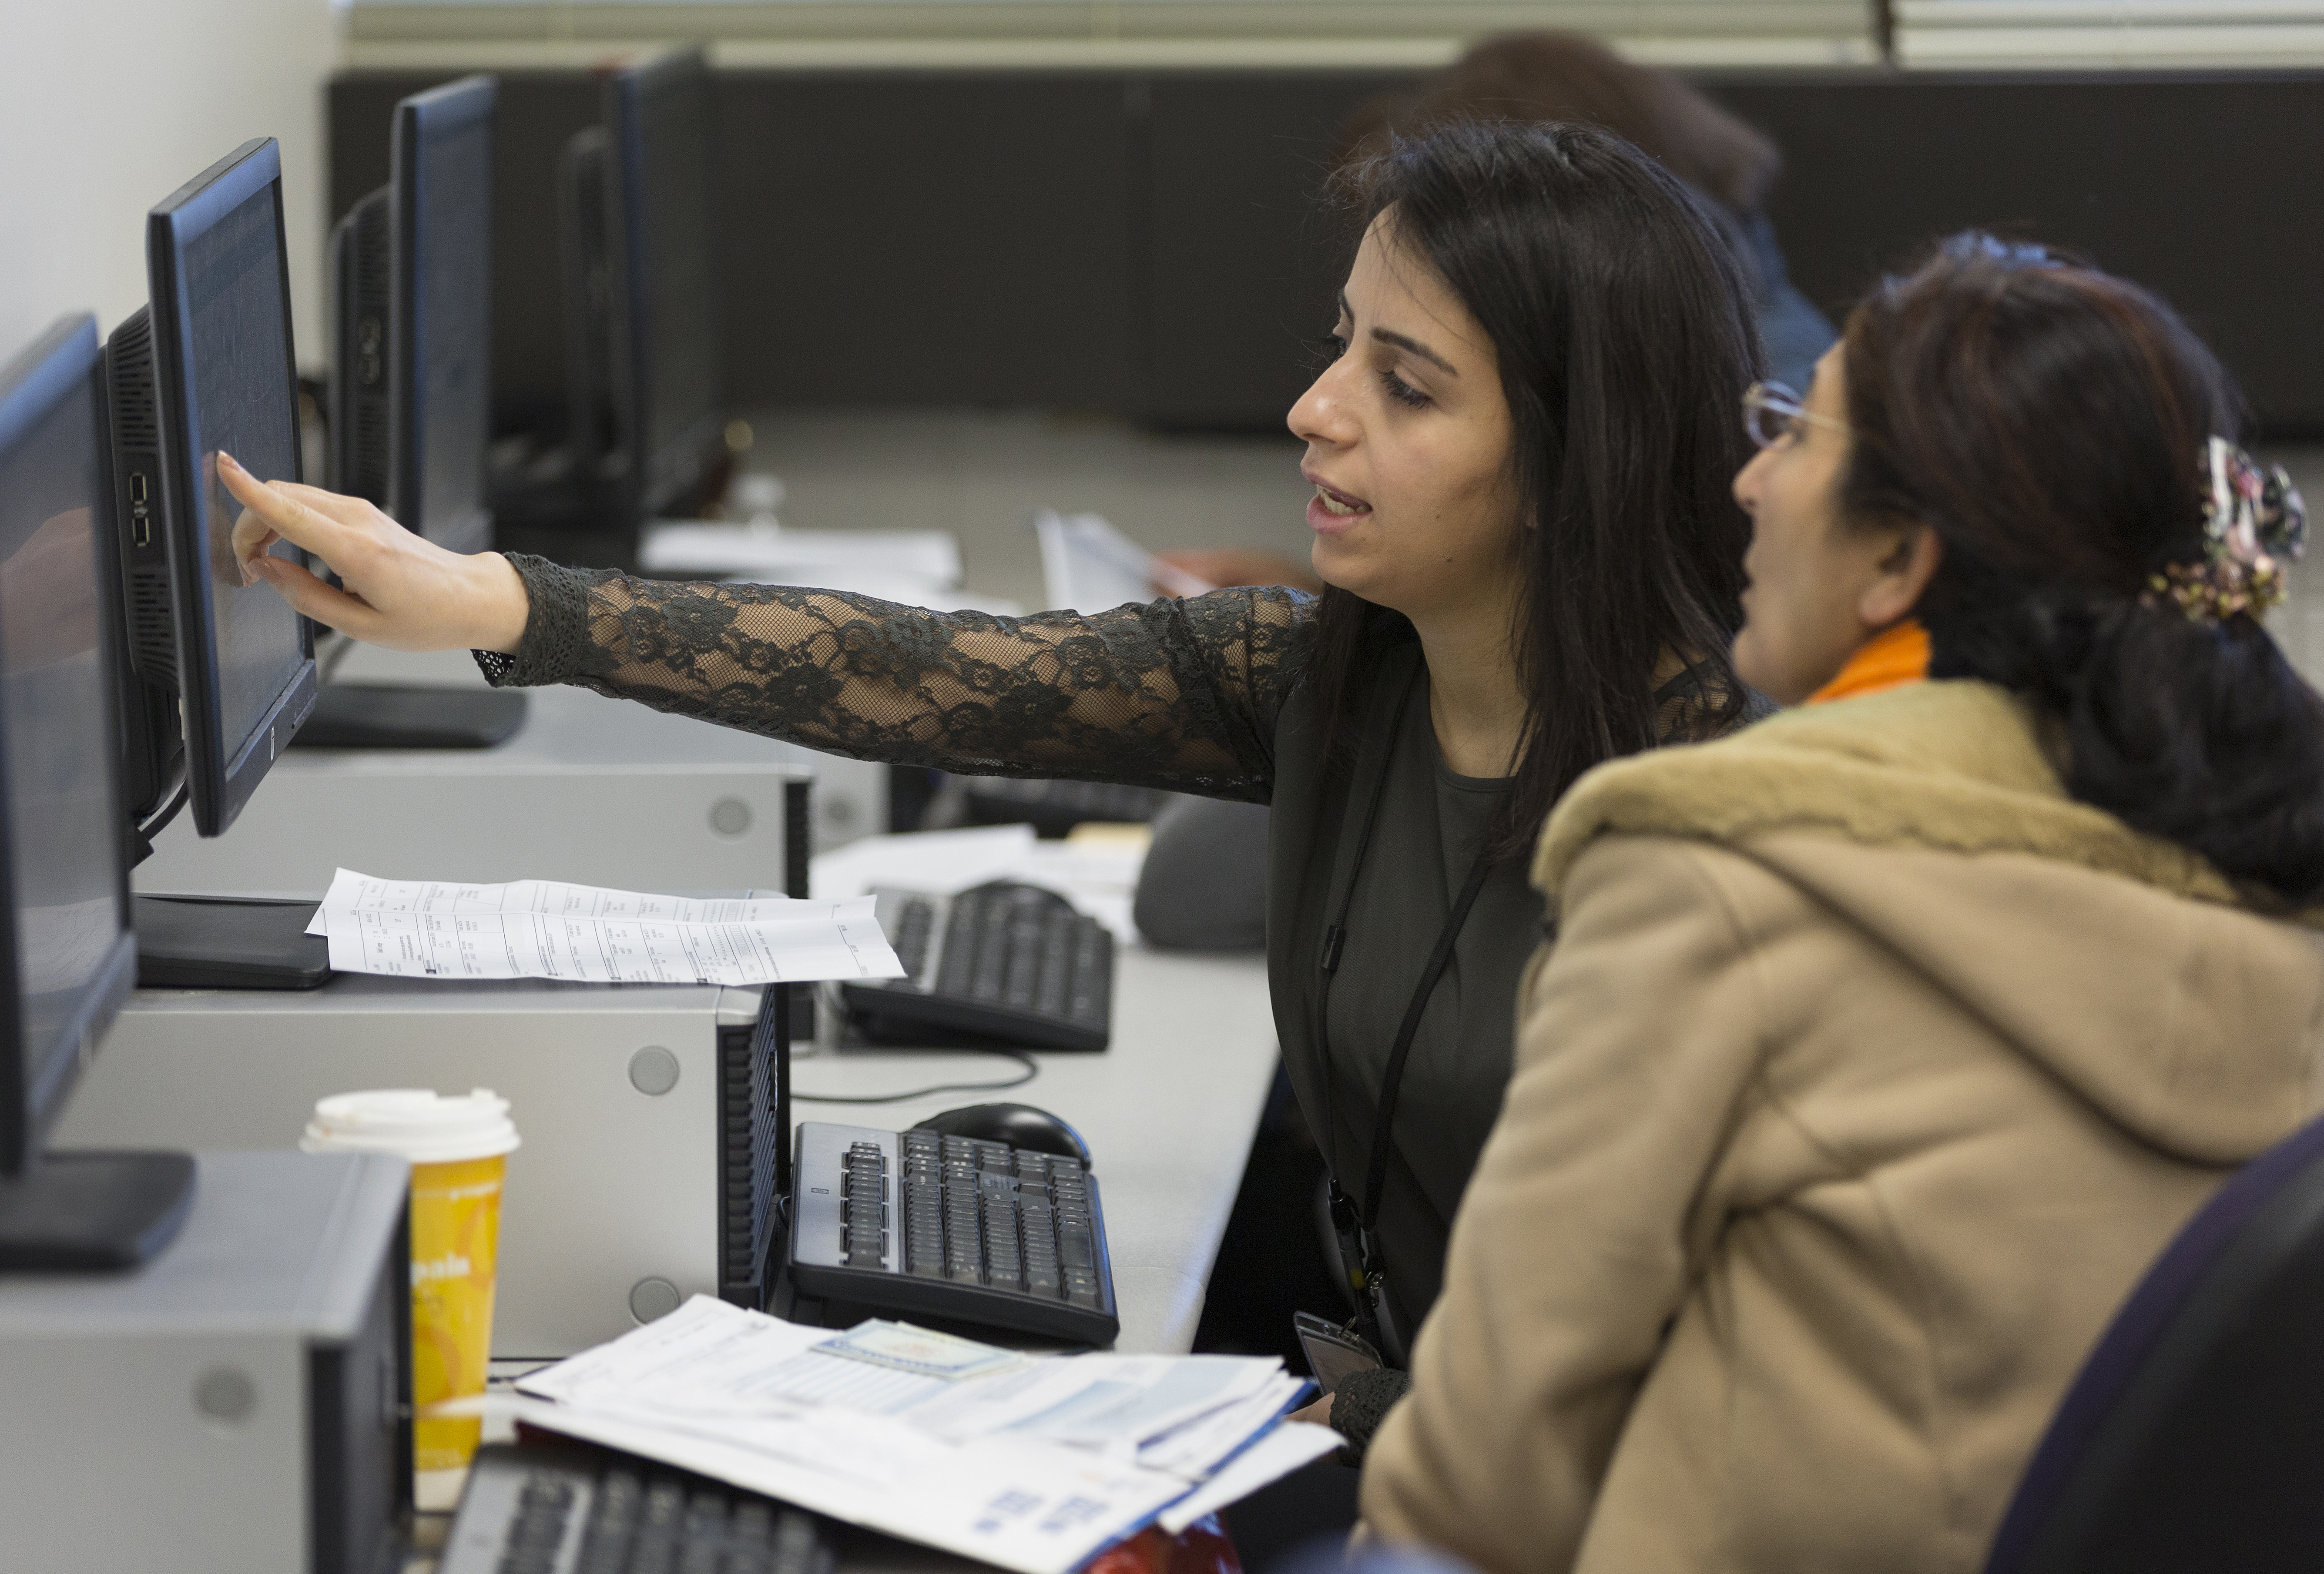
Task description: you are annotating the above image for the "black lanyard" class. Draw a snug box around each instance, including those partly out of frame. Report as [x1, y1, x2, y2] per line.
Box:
[1315, 664, 1500, 1357]
[1310, 660, 1713, 1356]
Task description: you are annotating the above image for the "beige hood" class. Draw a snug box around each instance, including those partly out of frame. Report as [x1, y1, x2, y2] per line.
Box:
[1534, 680, 2324, 1165]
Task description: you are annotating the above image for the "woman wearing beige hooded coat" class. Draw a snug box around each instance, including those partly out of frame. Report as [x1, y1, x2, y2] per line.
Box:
[1359, 236, 2324, 1574]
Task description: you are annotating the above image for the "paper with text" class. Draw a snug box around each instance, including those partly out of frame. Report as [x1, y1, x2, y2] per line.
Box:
[511, 1297, 1329, 1574]
[305, 869, 904, 985]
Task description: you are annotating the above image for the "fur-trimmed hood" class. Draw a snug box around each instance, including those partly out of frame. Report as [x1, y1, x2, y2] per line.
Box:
[1534, 680, 2262, 911]
[1530, 680, 2324, 1165]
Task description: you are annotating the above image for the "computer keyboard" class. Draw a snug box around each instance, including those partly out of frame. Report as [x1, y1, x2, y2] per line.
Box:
[837, 881, 1112, 1052]
[955, 774, 1164, 837]
[782, 1119, 1120, 1345]
[439, 1441, 835, 1574]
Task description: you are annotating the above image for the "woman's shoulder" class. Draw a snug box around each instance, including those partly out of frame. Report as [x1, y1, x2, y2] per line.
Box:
[1532, 679, 2253, 914]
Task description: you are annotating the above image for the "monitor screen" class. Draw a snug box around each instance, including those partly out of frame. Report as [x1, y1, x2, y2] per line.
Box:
[181, 183, 305, 750]
[0, 317, 137, 1172]
[149, 139, 316, 836]
[614, 52, 720, 511]
[400, 77, 494, 546]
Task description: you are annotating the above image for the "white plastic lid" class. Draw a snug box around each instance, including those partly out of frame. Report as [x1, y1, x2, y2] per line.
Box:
[300, 1088, 520, 1165]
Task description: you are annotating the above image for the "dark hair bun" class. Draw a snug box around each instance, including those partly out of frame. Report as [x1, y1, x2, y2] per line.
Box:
[1848, 234, 2324, 904]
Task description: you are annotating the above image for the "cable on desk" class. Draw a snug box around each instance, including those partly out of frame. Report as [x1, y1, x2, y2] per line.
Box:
[791, 1048, 1038, 1105]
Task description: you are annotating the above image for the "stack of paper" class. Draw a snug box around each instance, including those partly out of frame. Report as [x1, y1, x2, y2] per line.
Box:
[637, 520, 1027, 615]
[305, 868, 905, 986]
[506, 1297, 1341, 1574]
[1033, 509, 1214, 616]
[641, 520, 965, 586]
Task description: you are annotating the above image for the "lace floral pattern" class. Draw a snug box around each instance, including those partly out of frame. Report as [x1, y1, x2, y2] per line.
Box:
[486, 557, 1316, 800]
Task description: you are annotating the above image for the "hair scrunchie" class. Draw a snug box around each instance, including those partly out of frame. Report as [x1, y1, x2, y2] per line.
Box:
[2144, 438, 2307, 623]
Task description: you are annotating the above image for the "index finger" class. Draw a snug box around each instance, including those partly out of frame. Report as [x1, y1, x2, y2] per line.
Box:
[219, 454, 353, 572]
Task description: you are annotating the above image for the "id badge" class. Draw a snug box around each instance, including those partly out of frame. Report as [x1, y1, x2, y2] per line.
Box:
[1294, 1310, 1383, 1396]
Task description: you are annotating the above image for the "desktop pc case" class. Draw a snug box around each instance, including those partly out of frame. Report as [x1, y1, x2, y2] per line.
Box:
[0, 1150, 410, 1574]
[54, 977, 795, 1357]
[329, 189, 394, 509]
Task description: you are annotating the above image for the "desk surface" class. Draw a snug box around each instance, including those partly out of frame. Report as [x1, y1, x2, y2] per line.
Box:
[399, 942, 1278, 1567]
[793, 945, 1276, 1356]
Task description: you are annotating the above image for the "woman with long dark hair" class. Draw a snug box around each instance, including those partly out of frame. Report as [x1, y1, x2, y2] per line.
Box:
[1359, 235, 2324, 1573]
[219, 121, 1764, 1443]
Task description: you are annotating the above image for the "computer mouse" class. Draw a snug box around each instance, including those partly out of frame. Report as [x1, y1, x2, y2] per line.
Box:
[912, 1102, 1093, 1168]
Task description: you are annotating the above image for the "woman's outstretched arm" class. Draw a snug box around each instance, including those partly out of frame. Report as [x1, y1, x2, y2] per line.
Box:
[489, 557, 1305, 797]
[219, 454, 1308, 798]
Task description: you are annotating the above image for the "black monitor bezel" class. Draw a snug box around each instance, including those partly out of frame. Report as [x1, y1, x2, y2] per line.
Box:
[604, 47, 722, 519]
[145, 137, 319, 839]
[391, 73, 497, 552]
[0, 315, 142, 1176]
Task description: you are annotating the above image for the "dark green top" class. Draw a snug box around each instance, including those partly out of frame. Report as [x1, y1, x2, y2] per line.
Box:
[479, 559, 1733, 1345]
[1270, 642, 1547, 1337]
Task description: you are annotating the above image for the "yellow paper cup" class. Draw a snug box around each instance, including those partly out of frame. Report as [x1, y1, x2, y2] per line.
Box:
[302, 1089, 520, 1480]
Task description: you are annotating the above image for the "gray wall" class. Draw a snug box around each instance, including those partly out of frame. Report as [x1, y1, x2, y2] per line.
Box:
[329, 67, 2324, 436]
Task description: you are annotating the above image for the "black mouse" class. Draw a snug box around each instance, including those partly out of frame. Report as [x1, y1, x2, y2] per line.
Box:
[912, 1102, 1093, 1168]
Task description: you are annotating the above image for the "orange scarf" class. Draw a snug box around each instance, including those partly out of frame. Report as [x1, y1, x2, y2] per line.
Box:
[1806, 619, 1931, 705]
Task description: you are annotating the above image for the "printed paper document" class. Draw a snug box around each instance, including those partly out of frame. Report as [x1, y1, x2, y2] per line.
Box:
[508, 1296, 1339, 1574]
[304, 869, 904, 985]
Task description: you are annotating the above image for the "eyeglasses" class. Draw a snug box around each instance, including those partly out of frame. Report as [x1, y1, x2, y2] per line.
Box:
[1742, 381, 1849, 450]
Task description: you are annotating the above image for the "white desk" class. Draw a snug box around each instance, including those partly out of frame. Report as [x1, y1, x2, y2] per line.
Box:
[792, 945, 1276, 1355]
[58, 944, 1275, 1360]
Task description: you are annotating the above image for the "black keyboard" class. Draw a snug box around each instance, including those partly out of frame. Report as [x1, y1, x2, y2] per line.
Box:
[439, 1442, 835, 1574]
[955, 774, 1164, 838]
[782, 1119, 1119, 1345]
[837, 881, 1112, 1052]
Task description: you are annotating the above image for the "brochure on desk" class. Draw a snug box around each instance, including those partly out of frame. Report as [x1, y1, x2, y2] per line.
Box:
[505, 1296, 1339, 1574]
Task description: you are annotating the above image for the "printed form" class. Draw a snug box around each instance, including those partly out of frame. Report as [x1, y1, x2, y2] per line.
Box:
[505, 1296, 1337, 1574]
[304, 868, 904, 985]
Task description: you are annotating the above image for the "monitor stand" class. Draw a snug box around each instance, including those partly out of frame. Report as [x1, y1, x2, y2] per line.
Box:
[292, 683, 528, 750]
[0, 1149, 196, 1269]
[132, 894, 331, 991]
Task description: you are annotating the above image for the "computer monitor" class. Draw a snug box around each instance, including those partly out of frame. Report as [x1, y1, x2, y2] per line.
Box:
[329, 73, 497, 555]
[611, 49, 722, 518]
[0, 315, 188, 1269]
[106, 137, 317, 841]
[560, 48, 723, 525]
[309, 77, 526, 752]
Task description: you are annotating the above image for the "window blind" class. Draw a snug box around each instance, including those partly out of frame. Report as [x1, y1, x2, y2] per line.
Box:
[1897, 0, 2324, 67]
[342, 0, 1881, 71]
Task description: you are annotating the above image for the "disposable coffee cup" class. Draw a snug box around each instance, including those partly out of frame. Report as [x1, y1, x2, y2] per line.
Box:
[302, 1089, 520, 1485]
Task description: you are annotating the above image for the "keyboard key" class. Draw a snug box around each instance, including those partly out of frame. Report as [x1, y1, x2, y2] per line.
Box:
[969, 911, 1008, 999]
[894, 899, 936, 985]
[1069, 920, 1110, 1022]
[457, 1448, 842, 1574]
[1003, 904, 1045, 1007]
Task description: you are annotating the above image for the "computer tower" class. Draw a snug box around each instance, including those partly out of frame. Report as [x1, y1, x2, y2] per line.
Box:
[52, 976, 793, 1356]
[101, 306, 183, 825]
[0, 1150, 410, 1573]
[328, 188, 393, 508]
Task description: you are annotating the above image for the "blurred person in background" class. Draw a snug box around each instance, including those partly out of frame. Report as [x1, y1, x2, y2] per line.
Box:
[1165, 30, 1834, 597]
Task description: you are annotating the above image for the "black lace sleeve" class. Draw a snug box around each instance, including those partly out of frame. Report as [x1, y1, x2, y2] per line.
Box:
[477, 556, 1315, 801]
